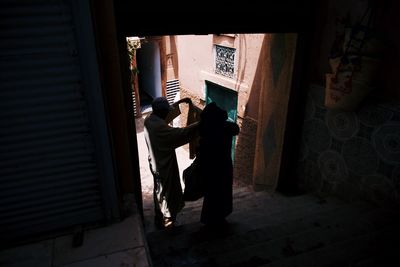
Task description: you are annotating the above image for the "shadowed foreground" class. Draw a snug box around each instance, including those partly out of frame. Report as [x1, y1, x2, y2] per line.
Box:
[144, 186, 400, 267]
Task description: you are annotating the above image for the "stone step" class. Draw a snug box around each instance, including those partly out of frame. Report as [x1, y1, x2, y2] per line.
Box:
[212, 208, 399, 267]
[144, 185, 271, 231]
[145, 186, 400, 267]
[144, 187, 330, 221]
[186, 202, 376, 258]
[146, 199, 384, 263]
[178, 194, 366, 236]
[262, 225, 400, 267]
[146, 190, 363, 236]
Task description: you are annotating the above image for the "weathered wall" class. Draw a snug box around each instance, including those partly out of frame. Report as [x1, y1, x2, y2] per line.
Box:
[176, 34, 265, 120]
[298, 84, 400, 205]
[164, 35, 179, 81]
[252, 34, 298, 191]
[174, 34, 267, 185]
[309, 0, 400, 101]
[297, 0, 400, 206]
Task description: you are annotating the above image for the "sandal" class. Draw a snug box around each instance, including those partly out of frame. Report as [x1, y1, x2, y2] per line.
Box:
[163, 217, 174, 228]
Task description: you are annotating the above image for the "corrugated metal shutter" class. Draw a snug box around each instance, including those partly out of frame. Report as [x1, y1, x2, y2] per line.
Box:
[0, 0, 108, 245]
[166, 79, 180, 104]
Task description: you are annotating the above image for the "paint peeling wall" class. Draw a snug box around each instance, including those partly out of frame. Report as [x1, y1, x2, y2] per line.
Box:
[175, 34, 267, 185]
[175, 34, 265, 119]
[252, 34, 298, 191]
[297, 0, 400, 205]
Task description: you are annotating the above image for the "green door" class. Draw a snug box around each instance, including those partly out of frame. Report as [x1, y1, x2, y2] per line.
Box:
[205, 81, 238, 160]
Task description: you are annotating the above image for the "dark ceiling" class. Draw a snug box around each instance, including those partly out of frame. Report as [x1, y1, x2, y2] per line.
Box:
[113, 0, 317, 37]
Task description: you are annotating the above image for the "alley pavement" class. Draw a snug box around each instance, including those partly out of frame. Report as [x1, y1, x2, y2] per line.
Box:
[0, 209, 151, 267]
[137, 114, 400, 266]
[145, 186, 400, 267]
[3, 115, 399, 267]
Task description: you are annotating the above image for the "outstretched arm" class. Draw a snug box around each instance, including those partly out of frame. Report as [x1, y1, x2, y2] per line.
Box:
[165, 97, 193, 123]
[172, 97, 192, 106]
[159, 121, 200, 149]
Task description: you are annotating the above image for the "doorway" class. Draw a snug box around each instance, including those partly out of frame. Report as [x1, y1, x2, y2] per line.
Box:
[205, 81, 239, 161]
[135, 39, 163, 114]
[129, 34, 301, 233]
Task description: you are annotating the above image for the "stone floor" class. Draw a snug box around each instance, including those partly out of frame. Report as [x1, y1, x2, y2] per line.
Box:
[135, 115, 400, 267]
[0, 116, 156, 267]
[144, 186, 400, 267]
[0, 114, 164, 267]
[0, 212, 151, 267]
[3, 115, 399, 267]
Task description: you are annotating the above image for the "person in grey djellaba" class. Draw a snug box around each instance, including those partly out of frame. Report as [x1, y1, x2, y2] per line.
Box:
[144, 96, 199, 228]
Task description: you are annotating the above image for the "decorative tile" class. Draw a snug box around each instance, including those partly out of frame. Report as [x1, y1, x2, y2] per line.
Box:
[318, 150, 348, 184]
[314, 106, 327, 121]
[357, 123, 373, 140]
[330, 138, 343, 153]
[357, 104, 393, 127]
[342, 137, 379, 176]
[377, 160, 395, 178]
[373, 124, 400, 164]
[302, 119, 331, 153]
[326, 109, 359, 140]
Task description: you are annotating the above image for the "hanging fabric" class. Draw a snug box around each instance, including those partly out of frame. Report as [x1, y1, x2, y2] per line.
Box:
[325, 4, 384, 111]
[187, 103, 202, 159]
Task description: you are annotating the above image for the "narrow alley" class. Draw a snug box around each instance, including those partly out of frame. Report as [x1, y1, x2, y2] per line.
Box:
[135, 116, 400, 267]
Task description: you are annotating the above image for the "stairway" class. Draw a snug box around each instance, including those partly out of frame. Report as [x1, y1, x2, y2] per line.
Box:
[143, 185, 400, 267]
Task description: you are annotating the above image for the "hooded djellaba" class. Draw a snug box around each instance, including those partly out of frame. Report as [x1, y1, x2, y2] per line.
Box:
[197, 102, 240, 226]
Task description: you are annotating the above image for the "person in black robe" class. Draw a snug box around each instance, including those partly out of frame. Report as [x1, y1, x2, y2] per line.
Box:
[197, 102, 240, 226]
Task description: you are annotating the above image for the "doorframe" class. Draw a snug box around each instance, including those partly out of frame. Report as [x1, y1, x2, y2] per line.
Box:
[110, 21, 314, 219]
[133, 36, 167, 113]
[71, 0, 120, 220]
[205, 81, 239, 161]
[277, 32, 313, 194]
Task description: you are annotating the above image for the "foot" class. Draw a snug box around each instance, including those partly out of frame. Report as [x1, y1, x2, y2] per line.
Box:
[163, 217, 174, 228]
[154, 216, 175, 229]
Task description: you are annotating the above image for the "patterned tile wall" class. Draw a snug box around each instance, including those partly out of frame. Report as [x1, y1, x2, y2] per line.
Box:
[297, 84, 400, 205]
